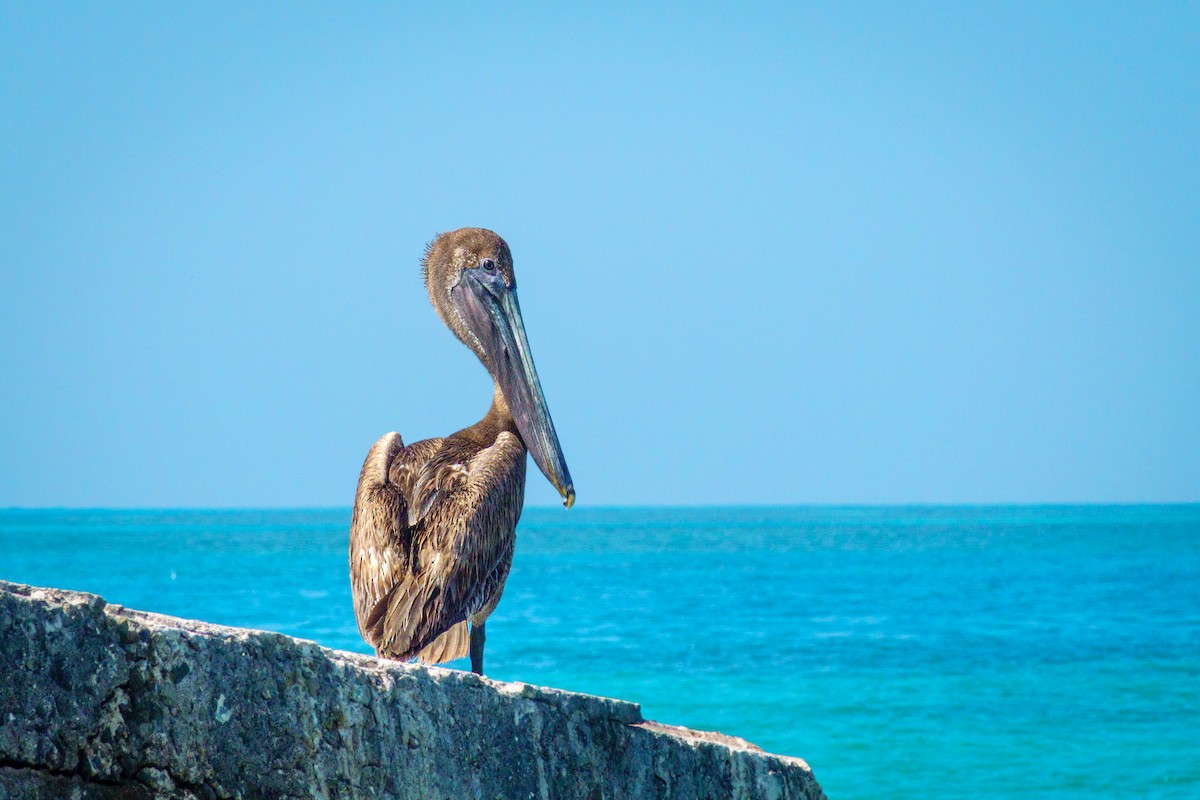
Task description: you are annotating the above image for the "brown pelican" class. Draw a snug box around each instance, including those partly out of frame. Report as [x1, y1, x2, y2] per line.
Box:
[349, 228, 574, 675]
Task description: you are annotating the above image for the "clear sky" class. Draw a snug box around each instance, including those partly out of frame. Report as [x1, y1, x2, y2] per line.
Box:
[1, 3, 1197, 508]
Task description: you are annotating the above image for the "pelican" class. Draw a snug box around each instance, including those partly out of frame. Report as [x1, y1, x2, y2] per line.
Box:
[349, 228, 574, 675]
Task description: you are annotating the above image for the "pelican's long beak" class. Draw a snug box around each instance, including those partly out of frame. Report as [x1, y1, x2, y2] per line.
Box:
[461, 273, 575, 508]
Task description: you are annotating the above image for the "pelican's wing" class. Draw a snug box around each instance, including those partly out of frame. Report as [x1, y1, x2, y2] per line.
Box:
[413, 621, 469, 664]
[349, 431, 414, 650]
[362, 433, 525, 662]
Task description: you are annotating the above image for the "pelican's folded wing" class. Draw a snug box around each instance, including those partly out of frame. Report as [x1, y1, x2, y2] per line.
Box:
[349, 431, 413, 651]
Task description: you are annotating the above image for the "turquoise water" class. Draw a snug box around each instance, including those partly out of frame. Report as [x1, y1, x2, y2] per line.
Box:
[2, 506, 1197, 798]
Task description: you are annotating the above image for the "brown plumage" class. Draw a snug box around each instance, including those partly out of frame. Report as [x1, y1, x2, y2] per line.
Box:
[349, 228, 574, 675]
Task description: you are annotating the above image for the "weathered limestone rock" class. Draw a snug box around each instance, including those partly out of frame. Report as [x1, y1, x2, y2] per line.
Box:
[0, 580, 824, 799]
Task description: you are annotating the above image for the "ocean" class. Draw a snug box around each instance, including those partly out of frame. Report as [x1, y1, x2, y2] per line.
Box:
[2, 505, 1197, 798]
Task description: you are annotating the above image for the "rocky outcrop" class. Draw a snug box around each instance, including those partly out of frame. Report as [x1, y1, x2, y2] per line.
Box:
[0, 580, 824, 799]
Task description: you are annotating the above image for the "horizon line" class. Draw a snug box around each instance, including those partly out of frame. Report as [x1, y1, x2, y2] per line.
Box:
[3, 501, 1198, 513]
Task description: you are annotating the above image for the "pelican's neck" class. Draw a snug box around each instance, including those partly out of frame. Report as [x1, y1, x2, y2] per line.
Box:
[451, 382, 521, 448]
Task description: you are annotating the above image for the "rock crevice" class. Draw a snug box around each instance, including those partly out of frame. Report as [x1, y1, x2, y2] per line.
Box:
[0, 580, 824, 799]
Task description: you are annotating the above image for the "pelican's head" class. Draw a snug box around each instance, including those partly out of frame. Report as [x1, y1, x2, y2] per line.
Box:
[422, 228, 575, 509]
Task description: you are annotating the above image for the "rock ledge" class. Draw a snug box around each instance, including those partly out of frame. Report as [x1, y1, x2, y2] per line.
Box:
[0, 580, 824, 799]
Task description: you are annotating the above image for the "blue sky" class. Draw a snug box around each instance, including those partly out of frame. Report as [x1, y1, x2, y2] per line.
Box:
[2, 3, 1197, 507]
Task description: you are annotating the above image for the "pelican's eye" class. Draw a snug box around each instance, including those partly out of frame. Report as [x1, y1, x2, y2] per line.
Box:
[481, 258, 496, 273]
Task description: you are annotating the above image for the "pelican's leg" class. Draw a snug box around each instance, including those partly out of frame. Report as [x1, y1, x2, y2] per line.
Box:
[469, 622, 486, 675]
